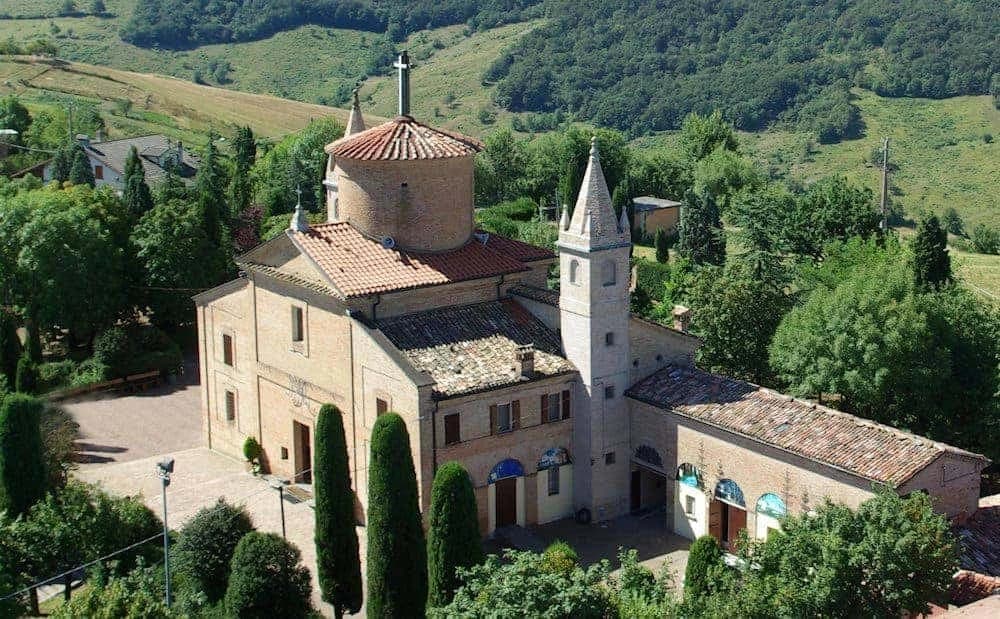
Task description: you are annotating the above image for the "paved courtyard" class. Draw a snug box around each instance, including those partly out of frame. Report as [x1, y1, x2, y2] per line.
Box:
[63, 368, 690, 615]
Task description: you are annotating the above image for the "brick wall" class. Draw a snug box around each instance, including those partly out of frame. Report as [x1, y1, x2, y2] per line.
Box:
[898, 453, 984, 520]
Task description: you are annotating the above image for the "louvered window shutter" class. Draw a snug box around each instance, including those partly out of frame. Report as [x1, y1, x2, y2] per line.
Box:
[489, 404, 498, 435]
[512, 400, 521, 430]
[540, 394, 549, 423]
[561, 389, 571, 419]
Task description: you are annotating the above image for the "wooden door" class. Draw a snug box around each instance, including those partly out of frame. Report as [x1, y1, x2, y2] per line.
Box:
[495, 477, 517, 527]
[727, 506, 747, 548]
[295, 422, 312, 484]
[630, 471, 641, 512]
[708, 500, 723, 541]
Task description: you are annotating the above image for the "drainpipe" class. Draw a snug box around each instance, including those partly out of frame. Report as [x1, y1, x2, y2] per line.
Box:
[431, 399, 439, 475]
[371, 294, 382, 321]
[347, 310, 359, 504]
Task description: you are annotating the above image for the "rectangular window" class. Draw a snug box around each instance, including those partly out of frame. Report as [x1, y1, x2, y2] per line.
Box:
[280, 446, 289, 460]
[222, 334, 234, 367]
[490, 401, 519, 434]
[605, 452, 616, 465]
[547, 467, 560, 496]
[224, 390, 236, 421]
[605, 332, 614, 346]
[604, 385, 615, 399]
[561, 389, 571, 419]
[444, 413, 460, 445]
[685, 495, 695, 516]
[497, 403, 512, 432]
[94, 165, 103, 180]
[376, 398, 388, 416]
[291, 306, 304, 342]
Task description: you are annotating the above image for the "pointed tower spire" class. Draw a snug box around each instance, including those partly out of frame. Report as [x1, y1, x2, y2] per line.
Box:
[559, 136, 628, 250]
[559, 203, 570, 231]
[290, 185, 310, 232]
[619, 202, 631, 238]
[345, 87, 366, 136]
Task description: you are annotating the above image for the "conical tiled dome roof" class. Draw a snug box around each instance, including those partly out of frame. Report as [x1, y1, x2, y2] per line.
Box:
[325, 116, 483, 161]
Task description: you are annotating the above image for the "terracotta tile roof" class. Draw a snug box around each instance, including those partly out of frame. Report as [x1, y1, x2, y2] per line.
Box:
[509, 284, 560, 306]
[285, 223, 552, 299]
[626, 365, 988, 486]
[951, 571, 1000, 607]
[325, 116, 483, 161]
[957, 504, 1000, 577]
[377, 300, 576, 399]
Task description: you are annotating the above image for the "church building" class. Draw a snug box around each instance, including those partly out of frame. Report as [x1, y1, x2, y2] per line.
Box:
[194, 54, 988, 543]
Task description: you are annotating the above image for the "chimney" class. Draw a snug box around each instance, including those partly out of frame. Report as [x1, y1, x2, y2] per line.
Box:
[515, 344, 535, 379]
[393, 51, 411, 116]
[672, 305, 691, 332]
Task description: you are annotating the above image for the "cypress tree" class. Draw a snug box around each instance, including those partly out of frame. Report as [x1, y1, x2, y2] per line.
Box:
[684, 535, 722, 602]
[0, 393, 47, 517]
[426, 462, 483, 609]
[229, 126, 256, 215]
[654, 227, 670, 263]
[367, 413, 427, 618]
[51, 145, 74, 182]
[0, 313, 21, 387]
[913, 214, 951, 291]
[314, 404, 362, 618]
[122, 146, 154, 221]
[68, 144, 95, 187]
[678, 189, 725, 266]
[15, 353, 37, 394]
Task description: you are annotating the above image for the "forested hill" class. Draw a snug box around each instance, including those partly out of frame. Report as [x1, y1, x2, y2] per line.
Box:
[489, 0, 999, 137]
[120, 0, 543, 48]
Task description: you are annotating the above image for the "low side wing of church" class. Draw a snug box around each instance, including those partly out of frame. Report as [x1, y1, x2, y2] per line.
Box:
[194, 55, 988, 544]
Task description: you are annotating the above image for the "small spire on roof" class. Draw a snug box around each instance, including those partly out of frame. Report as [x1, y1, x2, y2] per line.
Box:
[559, 135, 627, 248]
[345, 86, 366, 136]
[289, 185, 309, 232]
[559, 203, 569, 231]
[619, 203, 630, 237]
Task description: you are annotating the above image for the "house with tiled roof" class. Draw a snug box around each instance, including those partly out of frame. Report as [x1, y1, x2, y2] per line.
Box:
[42, 133, 199, 192]
[193, 53, 987, 539]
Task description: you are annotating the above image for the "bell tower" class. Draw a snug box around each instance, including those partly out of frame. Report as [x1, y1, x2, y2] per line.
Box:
[558, 137, 632, 520]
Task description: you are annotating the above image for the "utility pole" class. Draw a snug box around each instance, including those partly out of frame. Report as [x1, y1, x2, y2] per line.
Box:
[879, 137, 890, 232]
[270, 478, 288, 539]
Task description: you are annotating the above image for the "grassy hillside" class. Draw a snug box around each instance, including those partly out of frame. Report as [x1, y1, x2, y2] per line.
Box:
[0, 57, 361, 146]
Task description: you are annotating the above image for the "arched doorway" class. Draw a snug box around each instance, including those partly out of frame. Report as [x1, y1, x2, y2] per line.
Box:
[710, 479, 746, 551]
[488, 458, 524, 531]
[673, 463, 706, 539]
[754, 493, 786, 540]
[630, 445, 667, 513]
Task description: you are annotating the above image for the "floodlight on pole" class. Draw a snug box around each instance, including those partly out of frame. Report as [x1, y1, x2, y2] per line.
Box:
[269, 478, 288, 539]
[156, 457, 175, 608]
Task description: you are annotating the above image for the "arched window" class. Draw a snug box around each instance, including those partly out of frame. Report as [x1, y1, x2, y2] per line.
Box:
[488, 458, 524, 484]
[602, 260, 616, 286]
[676, 463, 703, 489]
[569, 259, 580, 285]
[755, 493, 787, 519]
[714, 479, 746, 507]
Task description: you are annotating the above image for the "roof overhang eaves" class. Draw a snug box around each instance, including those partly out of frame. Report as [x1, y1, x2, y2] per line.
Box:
[432, 369, 579, 401]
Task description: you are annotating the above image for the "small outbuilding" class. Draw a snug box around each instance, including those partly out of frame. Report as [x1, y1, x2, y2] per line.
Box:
[632, 196, 682, 239]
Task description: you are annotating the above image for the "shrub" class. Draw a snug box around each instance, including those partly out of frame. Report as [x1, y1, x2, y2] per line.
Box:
[541, 540, 579, 575]
[684, 535, 723, 602]
[242, 436, 262, 464]
[224, 532, 312, 618]
[475, 209, 519, 238]
[38, 360, 77, 391]
[491, 197, 538, 221]
[427, 462, 483, 608]
[39, 404, 79, 490]
[654, 227, 670, 263]
[15, 353, 38, 394]
[0, 313, 21, 386]
[0, 394, 46, 517]
[367, 413, 427, 618]
[314, 404, 362, 617]
[175, 499, 255, 602]
[70, 358, 110, 387]
[942, 207, 964, 237]
[971, 224, 999, 254]
[634, 258, 673, 302]
[93, 327, 133, 377]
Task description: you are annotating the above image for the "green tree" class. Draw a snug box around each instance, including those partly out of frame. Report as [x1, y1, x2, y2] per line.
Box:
[131, 199, 227, 330]
[174, 499, 254, 602]
[692, 146, 761, 214]
[683, 535, 723, 603]
[426, 462, 483, 608]
[679, 110, 738, 161]
[122, 146, 154, 221]
[90, 0, 106, 15]
[50, 145, 74, 183]
[677, 189, 725, 266]
[912, 214, 951, 291]
[69, 144, 96, 187]
[367, 413, 427, 618]
[432, 549, 611, 618]
[783, 176, 880, 260]
[688, 265, 792, 384]
[653, 228, 669, 263]
[195, 137, 231, 253]
[224, 532, 313, 619]
[474, 127, 526, 206]
[53, 564, 169, 619]
[0, 394, 46, 517]
[314, 404, 362, 618]
[229, 126, 256, 215]
[0, 96, 31, 145]
[251, 118, 343, 215]
[942, 207, 964, 236]
[971, 223, 1000, 254]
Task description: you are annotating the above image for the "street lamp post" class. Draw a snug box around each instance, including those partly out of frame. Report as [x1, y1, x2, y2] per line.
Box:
[156, 457, 175, 608]
[270, 478, 287, 539]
